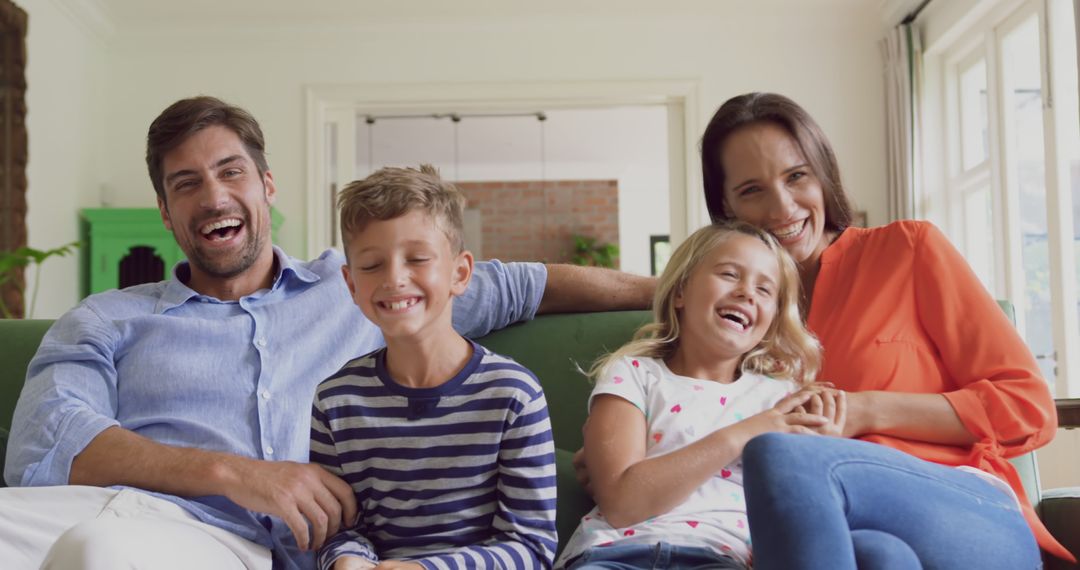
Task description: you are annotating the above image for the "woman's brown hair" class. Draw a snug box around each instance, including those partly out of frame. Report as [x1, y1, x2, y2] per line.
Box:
[700, 92, 853, 231]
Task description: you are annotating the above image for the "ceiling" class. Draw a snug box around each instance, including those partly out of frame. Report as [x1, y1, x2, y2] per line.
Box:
[73, 0, 886, 36]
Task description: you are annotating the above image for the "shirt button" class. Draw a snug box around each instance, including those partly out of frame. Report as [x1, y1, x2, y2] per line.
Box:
[261, 390, 271, 400]
[265, 446, 274, 456]
[256, 338, 267, 348]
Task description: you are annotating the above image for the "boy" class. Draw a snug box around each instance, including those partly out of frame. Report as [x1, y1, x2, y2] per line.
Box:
[310, 165, 557, 570]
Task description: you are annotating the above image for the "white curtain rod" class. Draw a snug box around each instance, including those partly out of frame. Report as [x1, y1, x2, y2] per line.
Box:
[362, 112, 547, 125]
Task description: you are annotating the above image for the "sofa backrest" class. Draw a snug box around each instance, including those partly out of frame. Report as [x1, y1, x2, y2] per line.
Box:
[476, 311, 652, 452]
[0, 313, 651, 487]
[0, 309, 1044, 509]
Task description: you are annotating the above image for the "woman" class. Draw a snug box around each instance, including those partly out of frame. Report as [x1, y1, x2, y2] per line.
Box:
[700, 92, 1071, 568]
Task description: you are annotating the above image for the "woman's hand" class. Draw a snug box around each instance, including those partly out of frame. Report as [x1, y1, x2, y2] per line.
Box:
[833, 390, 977, 444]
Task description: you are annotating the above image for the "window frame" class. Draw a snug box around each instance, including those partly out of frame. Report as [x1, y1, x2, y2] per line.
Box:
[922, 0, 1080, 397]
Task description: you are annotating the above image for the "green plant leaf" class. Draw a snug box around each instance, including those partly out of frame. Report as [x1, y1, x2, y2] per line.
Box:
[0, 241, 80, 318]
[568, 234, 618, 268]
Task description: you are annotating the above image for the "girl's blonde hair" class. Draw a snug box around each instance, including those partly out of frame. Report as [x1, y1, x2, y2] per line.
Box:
[591, 220, 821, 384]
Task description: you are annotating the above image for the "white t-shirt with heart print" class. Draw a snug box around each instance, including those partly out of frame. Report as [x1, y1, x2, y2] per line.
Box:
[555, 355, 798, 569]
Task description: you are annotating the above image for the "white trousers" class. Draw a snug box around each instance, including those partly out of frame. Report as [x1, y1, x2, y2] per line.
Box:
[0, 486, 272, 570]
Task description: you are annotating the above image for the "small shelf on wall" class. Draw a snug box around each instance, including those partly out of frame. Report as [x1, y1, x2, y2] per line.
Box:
[79, 208, 284, 297]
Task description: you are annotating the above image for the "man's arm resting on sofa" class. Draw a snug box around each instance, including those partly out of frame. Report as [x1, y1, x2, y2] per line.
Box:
[538, 264, 656, 314]
[71, 426, 357, 551]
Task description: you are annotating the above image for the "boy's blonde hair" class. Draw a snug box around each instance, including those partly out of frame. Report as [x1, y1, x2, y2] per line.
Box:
[591, 220, 821, 384]
[338, 164, 466, 253]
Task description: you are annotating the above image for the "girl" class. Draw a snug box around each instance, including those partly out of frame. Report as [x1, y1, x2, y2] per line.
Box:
[556, 220, 839, 570]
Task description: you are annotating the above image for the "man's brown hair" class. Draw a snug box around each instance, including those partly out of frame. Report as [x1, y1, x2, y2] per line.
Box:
[146, 96, 270, 202]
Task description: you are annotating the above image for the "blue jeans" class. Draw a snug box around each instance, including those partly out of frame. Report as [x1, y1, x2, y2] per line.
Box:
[565, 542, 743, 569]
[742, 433, 1041, 570]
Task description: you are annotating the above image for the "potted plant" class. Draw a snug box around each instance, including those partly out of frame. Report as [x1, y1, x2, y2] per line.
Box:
[0, 241, 79, 318]
[571, 235, 619, 269]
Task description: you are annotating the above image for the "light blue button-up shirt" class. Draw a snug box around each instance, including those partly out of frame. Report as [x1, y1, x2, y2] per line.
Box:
[5, 247, 546, 569]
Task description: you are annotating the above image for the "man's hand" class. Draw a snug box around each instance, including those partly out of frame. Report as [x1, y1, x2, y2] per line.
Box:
[335, 556, 377, 570]
[223, 459, 358, 551]
[66, 427, 357, 551]
[68, 426, 356, 551]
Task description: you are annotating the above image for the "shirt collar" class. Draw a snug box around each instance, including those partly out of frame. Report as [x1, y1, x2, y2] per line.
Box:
[154, 246, 321, 313]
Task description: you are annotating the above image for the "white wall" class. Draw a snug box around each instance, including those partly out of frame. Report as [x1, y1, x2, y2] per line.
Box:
[29, 0, 890, 315]
[22, 0, 106, 318]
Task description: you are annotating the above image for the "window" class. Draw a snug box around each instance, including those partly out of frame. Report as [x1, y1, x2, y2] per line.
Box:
[922, 0, 1080, 397]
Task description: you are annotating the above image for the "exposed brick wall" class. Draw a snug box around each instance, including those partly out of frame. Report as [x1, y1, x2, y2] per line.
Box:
[456, 180, 619, 267]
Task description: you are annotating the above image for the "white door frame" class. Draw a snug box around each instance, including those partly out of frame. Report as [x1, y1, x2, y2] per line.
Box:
[304, 80, 703, 259]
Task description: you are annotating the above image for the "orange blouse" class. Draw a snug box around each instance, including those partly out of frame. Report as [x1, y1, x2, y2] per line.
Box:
[807, 220, 1070, 561]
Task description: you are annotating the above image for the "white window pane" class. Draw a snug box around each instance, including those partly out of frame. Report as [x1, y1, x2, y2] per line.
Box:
[963, 185, 996, 291]
[1051, 0, 1080, 393]
[1002, 13, 1057, 389]
[960, 59, 989, 171]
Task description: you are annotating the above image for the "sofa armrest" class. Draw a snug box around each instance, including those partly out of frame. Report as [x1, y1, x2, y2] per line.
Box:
[1058, 399, 1080, 430]
[1041, 487, 1080, 569]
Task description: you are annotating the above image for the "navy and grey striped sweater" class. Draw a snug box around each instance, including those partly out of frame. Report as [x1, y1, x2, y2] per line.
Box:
[311, 340, 557, 570]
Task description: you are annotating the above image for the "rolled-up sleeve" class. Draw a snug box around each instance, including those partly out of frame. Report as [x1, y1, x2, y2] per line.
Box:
[913, 223, 1057, 457]
[453, 260, 548, 338]
[4, 303, 121, 487]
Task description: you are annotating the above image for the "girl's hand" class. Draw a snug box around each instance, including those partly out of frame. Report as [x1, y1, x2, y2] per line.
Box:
[806, 386, 847, 437]
[735, 389, 830, 439]
[790, 383, 848, 437]
[334, 556, 377, 570]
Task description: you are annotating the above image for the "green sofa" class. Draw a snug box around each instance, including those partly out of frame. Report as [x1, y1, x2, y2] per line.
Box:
[2, 313, 1078, 567]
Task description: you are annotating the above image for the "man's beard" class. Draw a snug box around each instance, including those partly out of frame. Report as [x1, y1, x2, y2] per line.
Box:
[186, 206, 268, 279]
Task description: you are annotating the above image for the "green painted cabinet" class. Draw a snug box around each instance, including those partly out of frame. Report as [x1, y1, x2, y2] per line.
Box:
[80, 208, 283, 296]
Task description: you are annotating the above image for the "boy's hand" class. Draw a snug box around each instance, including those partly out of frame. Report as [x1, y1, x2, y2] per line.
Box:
[335, 556, 377, 570]
[375, 562, 425, 570]
[572, 447, 593, 497]
[572, 416, 596, 497]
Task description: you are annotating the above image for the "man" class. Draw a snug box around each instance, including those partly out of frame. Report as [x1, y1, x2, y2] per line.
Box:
[0, 96, 653, 569]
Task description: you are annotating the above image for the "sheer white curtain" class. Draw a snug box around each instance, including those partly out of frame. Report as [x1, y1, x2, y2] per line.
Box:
[881, 24, 922, 222]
